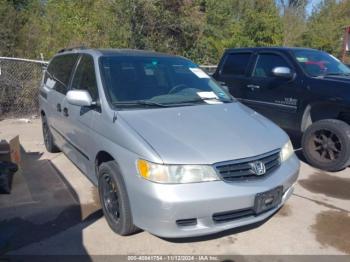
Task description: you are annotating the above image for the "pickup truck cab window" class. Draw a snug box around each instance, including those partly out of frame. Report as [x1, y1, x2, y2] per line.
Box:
[221, 53, 252, 76]
[253, 53, 290, 78]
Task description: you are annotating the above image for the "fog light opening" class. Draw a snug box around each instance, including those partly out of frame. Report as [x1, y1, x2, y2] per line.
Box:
[176, 218, 197, 227]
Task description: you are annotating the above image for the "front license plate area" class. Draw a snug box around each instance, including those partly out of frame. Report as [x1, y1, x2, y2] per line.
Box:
[254, 186, 283, 215]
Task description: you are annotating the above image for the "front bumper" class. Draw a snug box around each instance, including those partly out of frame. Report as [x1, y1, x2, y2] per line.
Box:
[129, 154, 300, 238]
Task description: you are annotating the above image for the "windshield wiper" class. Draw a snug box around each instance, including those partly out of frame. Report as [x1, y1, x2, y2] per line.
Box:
[113, 97, 233, 108]
[170, 97, 233, 105]
[112, 100, 170, 107]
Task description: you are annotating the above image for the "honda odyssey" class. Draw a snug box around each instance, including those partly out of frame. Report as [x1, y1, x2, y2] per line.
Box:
[39, 47, 299, 238]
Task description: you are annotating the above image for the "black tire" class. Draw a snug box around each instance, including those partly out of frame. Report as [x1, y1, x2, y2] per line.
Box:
[42, 116, 60, 153]
[302, 119, 350, 172]
[98, 161, 138, 236]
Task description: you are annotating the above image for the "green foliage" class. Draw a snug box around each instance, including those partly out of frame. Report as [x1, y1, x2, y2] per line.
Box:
[125, 0, 205, 58]
[195, 0, 283, 63]
[16, 0, 132, 58]
[302, 0, 350, 57]
[1, 0, 350, 63]
[241, 0, 283, 47]
[0, 0, 25, 56]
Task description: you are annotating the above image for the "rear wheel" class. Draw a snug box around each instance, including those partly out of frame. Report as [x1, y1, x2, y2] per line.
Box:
[302, 119, 350, 171]
[42, 116, 60, 153]
[98, 161, 138, 235]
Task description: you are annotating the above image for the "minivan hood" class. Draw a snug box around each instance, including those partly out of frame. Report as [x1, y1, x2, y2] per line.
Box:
[118, 103, 288, 165]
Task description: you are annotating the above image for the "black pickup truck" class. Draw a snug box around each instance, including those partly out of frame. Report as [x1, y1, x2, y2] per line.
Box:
[213, 47, 350, 171]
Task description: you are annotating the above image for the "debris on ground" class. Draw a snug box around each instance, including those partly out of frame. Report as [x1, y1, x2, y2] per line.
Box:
[16, 118, 31, 123]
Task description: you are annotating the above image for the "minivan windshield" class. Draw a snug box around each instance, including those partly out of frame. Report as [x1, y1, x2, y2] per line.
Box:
[293, 49, 350, 77]
[100, 55, 233, 108]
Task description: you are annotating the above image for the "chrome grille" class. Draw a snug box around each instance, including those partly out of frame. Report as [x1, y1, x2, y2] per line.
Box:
[214, 149, 281, 182]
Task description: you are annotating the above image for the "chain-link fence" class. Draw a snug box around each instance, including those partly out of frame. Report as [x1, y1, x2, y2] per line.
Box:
[0, 57, 48, 117]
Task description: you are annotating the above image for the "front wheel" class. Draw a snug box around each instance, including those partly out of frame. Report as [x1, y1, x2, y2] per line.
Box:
[302, 119, 350, 172]
[98, 161, 138, 236]
[42, 116, 60, 153]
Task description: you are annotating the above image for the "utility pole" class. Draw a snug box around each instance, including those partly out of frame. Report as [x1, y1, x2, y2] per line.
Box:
[342, 26, 350, 63]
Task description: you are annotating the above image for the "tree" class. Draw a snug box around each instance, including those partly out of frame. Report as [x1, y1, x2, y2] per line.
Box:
[17, 0, 131, 59]
[278, 0, 308, 46]
[124, 0, 205, 59]
[16, 0, 205, 60]
[4, 0, 350, 64]
[241, 0, 283, 47]
[196, 0, 283, 64]
[303, 0, 350, 57]
[0, 0, 25, 56]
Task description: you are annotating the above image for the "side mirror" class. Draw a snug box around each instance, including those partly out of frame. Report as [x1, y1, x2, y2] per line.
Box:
[272, 67, 293, 79]
[66, 90, 93, 107]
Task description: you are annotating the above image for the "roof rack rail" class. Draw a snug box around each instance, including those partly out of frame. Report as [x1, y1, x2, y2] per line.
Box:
[57, 46, 87, 53]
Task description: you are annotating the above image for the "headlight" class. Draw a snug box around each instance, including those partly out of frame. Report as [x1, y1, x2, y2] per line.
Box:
[281, 140, 294, 162]
[137, 160, 219, 184]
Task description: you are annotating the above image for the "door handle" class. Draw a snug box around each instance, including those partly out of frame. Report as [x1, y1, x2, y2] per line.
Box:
[247, 84, 260, 90]
[63, 107, 69, 117]
[56, 103, 62, 112]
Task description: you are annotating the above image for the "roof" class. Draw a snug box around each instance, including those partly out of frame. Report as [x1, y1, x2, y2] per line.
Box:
[56, 47, 181, 58]
[97, 49, 178, 57]
[224, 46, 319, 53]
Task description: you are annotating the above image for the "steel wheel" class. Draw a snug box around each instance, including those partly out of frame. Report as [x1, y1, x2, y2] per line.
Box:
[98, 161, 138, 235]
[101, 174, 120, 223]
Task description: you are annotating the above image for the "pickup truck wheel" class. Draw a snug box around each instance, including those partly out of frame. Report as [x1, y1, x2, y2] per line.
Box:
[98, 161, 138, 236]
[302, 119, 350, 172]
[42, 116, 60, 153]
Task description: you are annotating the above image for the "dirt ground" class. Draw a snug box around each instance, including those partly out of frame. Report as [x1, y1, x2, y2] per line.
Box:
[0, 118, 349, 258]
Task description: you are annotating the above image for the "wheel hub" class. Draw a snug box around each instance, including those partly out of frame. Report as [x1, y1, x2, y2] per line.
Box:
[102, 175, 120, 222]
[312, 129, 341, 162]
[321, 138, 332, 149]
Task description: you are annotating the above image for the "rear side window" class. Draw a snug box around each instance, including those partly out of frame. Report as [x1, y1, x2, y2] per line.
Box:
[71, 55, 98, 100]
[221, 53, 251, 76]
[253, 53, 289, 78]
[46, 54, 79, 94]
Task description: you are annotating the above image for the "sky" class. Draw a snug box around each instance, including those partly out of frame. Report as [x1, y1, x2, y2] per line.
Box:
[306, 0, 322, 15]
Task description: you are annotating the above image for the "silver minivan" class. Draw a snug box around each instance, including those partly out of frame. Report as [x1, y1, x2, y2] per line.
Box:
[39, 48, 300, 238]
